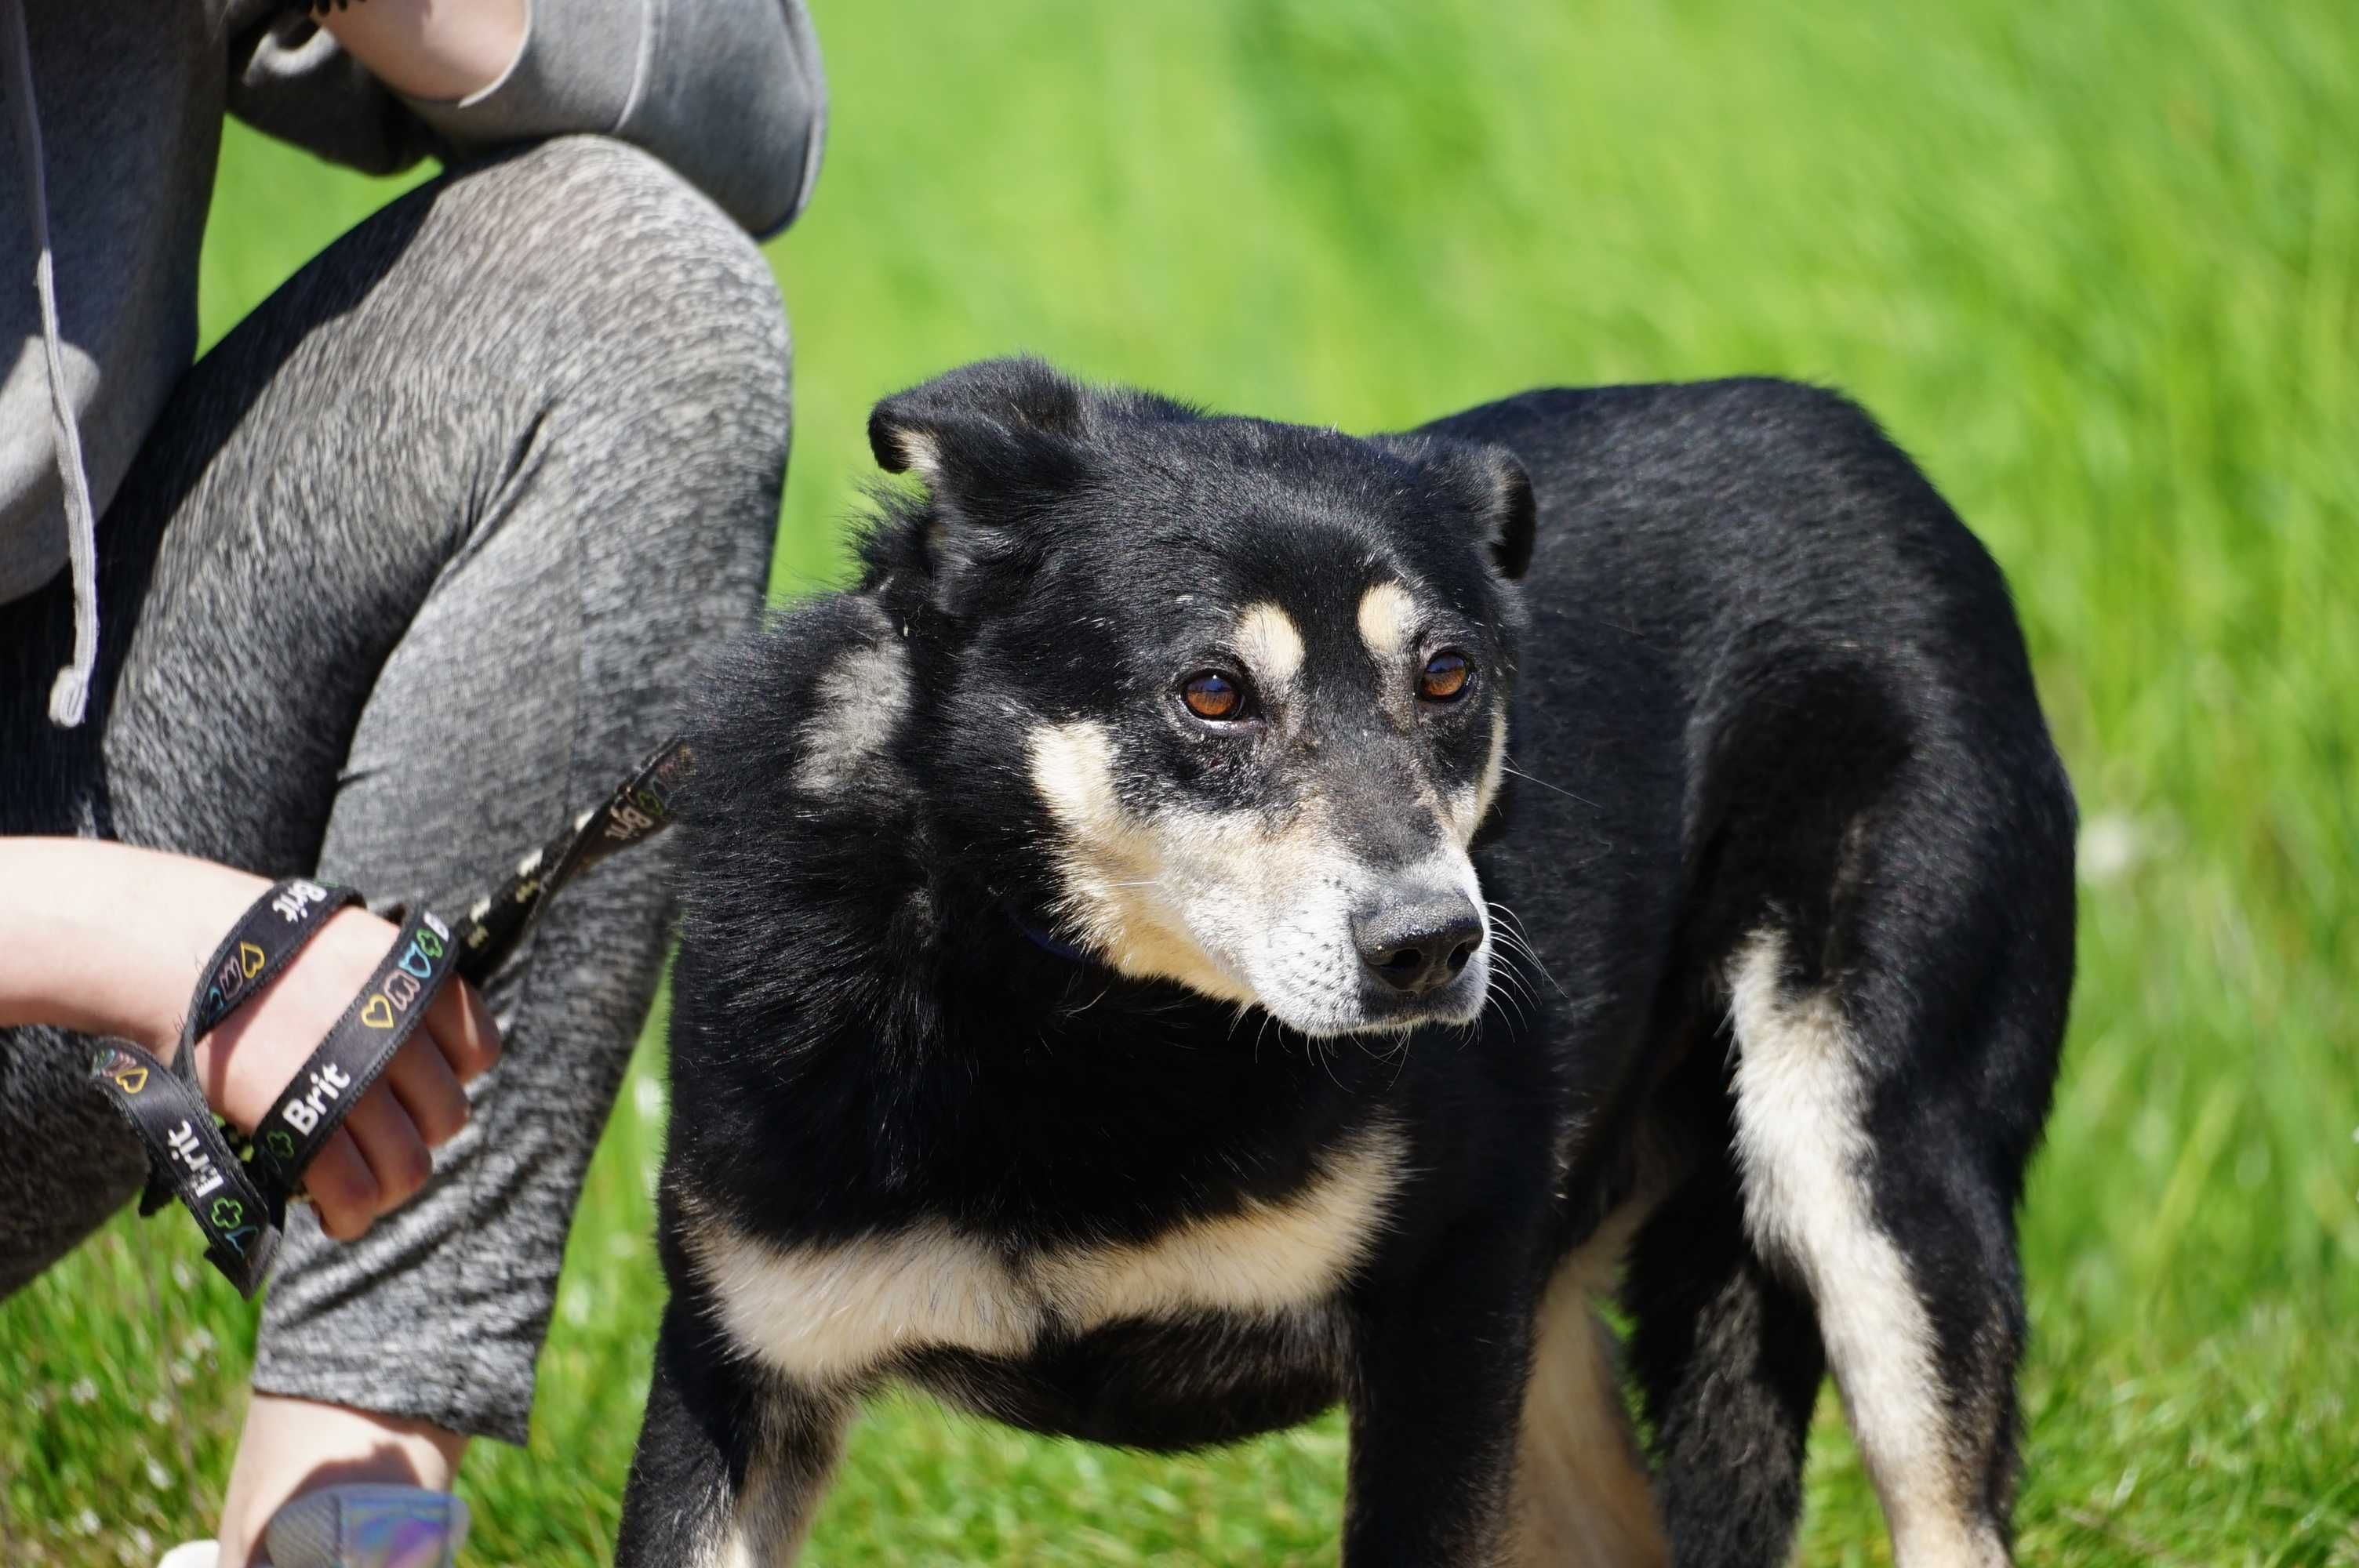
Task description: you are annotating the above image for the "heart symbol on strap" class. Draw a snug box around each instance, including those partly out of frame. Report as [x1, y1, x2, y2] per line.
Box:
[361, 994, 395, 1029]
[240, 941, 265, 978]
[415, 928, 444, 960]
[111, 1065, 148, 1095]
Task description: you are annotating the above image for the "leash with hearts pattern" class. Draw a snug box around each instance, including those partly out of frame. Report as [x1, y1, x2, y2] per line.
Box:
[244, 905, 460, 1196]
[88, 877, 360, 1293]
[85, 737, 692, 1294]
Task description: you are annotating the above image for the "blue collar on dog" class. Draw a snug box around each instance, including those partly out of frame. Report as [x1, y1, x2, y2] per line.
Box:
[1005, 903, 1092, 965]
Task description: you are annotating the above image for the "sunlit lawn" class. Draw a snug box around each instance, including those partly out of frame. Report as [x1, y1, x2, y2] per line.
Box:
[5, 2, 2355, 1562]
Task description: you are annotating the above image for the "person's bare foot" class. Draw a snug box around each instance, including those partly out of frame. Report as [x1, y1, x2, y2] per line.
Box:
[214, 1396, 468, 1568]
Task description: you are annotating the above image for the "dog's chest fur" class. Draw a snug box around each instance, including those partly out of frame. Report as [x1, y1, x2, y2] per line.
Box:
[686, 1123, 1404, 1387]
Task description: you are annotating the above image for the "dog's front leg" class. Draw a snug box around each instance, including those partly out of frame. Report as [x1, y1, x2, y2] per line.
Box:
[617, 1298, 849, 1567]
[1342, 1247, 1537, 1567]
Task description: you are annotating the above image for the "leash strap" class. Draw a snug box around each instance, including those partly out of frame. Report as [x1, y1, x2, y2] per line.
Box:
[453, 737, 693, 982]
[184, 878, 360, 1046]
[87, 877, 360, 1294]
[90, 1039, 284, 1294]
[246, 907, 460, 1193]
[82, 739, 693, 1296]
[89, 888, 456, 1296]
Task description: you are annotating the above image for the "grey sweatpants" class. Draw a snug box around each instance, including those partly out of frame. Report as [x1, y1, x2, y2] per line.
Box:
[0, 137, 787, 1444]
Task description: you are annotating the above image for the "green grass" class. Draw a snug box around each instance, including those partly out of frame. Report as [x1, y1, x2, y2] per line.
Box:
[6, 1, 2356, 1562]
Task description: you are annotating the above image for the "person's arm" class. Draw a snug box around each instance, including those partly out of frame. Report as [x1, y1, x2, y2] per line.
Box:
[314, 0, 529, 104]
[0, 839, 499, 1240]
[230, 0, 828, 237]
[0, 839, 250, 1047]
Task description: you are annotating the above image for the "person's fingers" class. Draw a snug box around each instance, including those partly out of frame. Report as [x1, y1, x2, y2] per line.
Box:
[426, 978, 500, 1082]
[387, 1033, 471, 1148]
[339, 1084, 435, 1214]
[302, 1130, 381, 1241]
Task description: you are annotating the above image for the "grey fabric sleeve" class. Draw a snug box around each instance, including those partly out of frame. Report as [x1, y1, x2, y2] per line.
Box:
[224, 0, 826, 234]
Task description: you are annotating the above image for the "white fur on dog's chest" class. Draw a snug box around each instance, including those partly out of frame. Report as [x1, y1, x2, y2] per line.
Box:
[689, 1126, 1405, 1385]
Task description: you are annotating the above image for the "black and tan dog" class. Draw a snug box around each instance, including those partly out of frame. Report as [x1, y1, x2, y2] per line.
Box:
[617, 360, 2075, 1566]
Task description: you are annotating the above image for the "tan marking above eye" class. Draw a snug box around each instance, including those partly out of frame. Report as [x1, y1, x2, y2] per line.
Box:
[1356, 582, 1416, 661]
[1235, 602, 1307, 688]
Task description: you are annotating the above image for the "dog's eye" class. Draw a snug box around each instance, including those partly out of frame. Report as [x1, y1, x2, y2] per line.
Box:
[1182, 670, 1249, 722]
[1418, 651, 1471, 702]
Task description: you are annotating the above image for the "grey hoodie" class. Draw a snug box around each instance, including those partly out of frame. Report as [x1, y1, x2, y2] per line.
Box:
[2, 0, 824, 724]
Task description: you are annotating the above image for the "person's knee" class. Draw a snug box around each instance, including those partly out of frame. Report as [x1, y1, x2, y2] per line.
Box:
[494, 137, 783, 304]
[434, 138, 792, 585]
[439, 136, 793, 432]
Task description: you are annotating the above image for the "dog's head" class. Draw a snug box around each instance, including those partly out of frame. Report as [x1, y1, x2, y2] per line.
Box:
[859, 358, 1532, 1038]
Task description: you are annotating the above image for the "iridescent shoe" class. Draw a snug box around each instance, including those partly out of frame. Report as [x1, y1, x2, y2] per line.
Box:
[265, 1486, 467, 1568]
[154, 1485, 468, 1568]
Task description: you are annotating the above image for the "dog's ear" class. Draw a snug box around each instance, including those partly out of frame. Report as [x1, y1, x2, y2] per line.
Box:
[1376, 435, 1537, 582]
[868, 358, 1092, 517]
[868, 359, 1100, 614]
[1468, 445, 1536, 581]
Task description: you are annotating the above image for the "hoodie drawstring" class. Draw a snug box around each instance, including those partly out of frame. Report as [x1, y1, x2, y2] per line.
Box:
[5, 2, 102, 728]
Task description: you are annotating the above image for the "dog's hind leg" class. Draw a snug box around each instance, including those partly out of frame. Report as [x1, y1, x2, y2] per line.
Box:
[1507, 1223, 1670, 1567]
[617, 1301, 849, 1567]
[1725, 929, 2028, 1568]
[1623, 1150, 1826, 1567]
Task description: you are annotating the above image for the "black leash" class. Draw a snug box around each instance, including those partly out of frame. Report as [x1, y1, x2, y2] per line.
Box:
[85, 737, 694, 1296]
[451, 735, 695, 981]
[89, 880, 362, 1292]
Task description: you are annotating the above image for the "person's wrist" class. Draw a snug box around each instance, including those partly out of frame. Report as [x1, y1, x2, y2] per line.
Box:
[0, 839, 271, 1061]
[120, 855, 274, 1062]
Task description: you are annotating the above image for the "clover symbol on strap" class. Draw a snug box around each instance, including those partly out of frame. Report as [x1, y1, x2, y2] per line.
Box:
[265, 1128, 297, 1163]
[209, 1197, 245, 1230]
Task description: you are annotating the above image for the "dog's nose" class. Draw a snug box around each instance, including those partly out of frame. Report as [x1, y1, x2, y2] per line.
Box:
[1354, 896, 1484, 996]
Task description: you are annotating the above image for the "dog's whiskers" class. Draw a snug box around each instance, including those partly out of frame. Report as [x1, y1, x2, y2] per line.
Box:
[1489, 942, 1550, 1026]
[1491, 935, 1539, 982]
[1485, 964, 1535, 1031]
[1500, 760, 1599, 809]
[1060, 984, 1111, 1019]
[1492, 971, 1537, 1015]
[1485, 900, 1569, 997]
[1310, 1029, 1348, 1093]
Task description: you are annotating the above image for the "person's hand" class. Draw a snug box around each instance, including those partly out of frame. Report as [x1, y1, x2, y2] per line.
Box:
[194, 905, 501, 1240]
[0, 840, 500, 1241]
